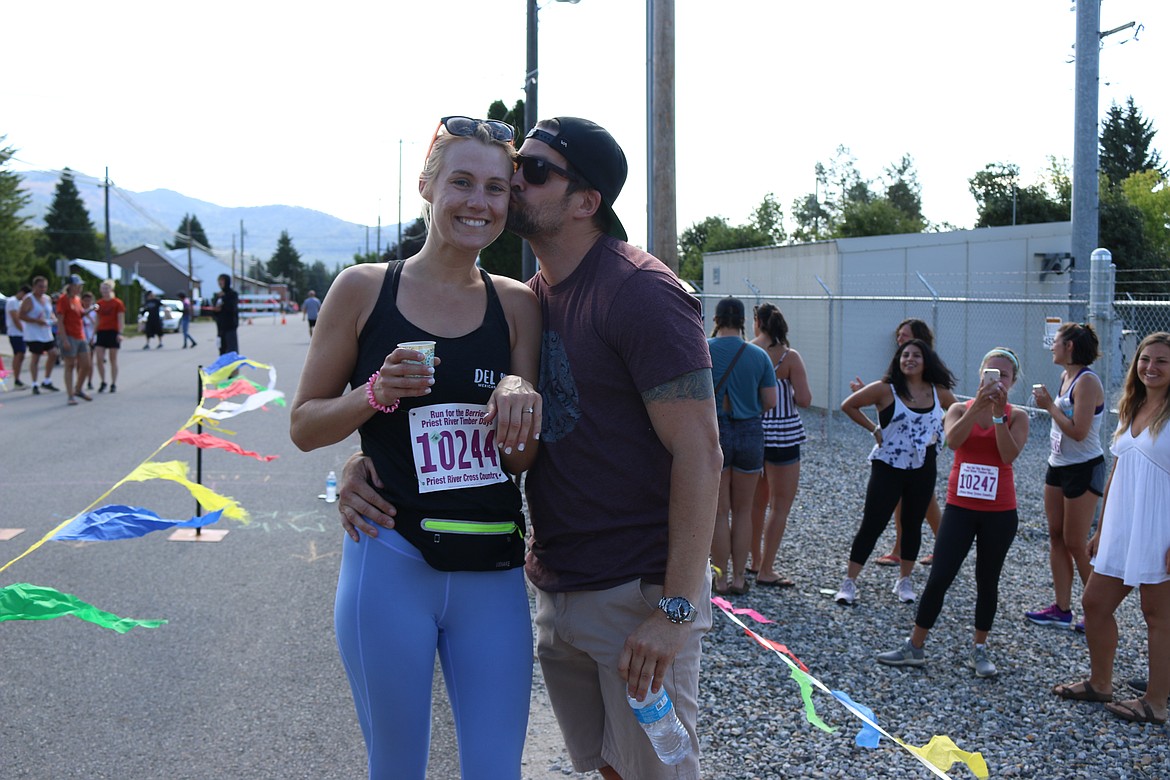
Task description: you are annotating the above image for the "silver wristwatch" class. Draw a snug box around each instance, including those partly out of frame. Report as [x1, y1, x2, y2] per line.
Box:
[658, 596, 697, 624]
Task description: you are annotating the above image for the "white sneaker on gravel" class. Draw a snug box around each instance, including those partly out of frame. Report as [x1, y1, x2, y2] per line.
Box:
[876, 638, 926, 667]
[967, 646, 997, 678]
[892, 576, 915, 603]
[834, 578, 858, 606]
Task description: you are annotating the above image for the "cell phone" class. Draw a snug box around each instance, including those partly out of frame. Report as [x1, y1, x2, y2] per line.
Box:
[981, 368, 1000, 387]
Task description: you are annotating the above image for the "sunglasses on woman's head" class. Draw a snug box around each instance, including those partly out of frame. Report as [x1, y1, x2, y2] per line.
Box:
[516, 154, 582, 186]
[426, 116, 515, 158]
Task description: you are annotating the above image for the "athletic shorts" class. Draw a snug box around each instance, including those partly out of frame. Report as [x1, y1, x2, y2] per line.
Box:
[718, 415, 764, 474]
[1045, 455, 1106, 498]
[533, 571, 711, 780]
[95, 330, 121, 349]
[8, 335, 25, 354]
[764, 444, 801, 466]
[27, 340, 55, 355]
[58, 335, 90, 358]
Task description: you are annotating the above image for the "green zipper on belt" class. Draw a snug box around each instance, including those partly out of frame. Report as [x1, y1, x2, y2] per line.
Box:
[421, 519, 518, 536]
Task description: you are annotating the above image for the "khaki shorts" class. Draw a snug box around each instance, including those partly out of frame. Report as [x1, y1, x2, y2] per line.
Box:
[533, 570, 712, 780]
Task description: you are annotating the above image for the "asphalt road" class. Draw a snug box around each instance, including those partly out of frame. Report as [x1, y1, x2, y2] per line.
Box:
[0, 317, 489, 779]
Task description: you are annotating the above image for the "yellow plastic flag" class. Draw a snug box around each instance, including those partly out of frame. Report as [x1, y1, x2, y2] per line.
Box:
[120, 461, 249, 523]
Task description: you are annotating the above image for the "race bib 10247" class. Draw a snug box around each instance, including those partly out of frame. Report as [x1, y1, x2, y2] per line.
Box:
[408, 403, 507, 494]
[956, 462, 999, 501]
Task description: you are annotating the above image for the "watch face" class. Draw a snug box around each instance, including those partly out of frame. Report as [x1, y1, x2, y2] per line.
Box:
[660, 596, 695, 622]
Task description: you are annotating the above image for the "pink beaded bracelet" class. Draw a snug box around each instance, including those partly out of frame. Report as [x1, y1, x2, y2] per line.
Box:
[366, 371, 399, 414]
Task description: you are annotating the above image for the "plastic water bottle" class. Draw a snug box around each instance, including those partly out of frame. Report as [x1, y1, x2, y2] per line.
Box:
[325, 471, 337, 503]
[627, 686, 691, 765]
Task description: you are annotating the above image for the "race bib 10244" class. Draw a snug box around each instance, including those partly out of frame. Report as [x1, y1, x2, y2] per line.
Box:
[408, 403, 507, 494]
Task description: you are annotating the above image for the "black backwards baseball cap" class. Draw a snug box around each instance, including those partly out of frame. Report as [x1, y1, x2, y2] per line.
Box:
[525, 117, 628, 241]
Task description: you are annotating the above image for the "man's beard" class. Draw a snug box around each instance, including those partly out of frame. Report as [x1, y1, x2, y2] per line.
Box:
[506, 193, 570, 239]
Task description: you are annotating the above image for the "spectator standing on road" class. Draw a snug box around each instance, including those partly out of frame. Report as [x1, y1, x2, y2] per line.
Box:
[877, 348, 1029, 678]
[19, 276, 60, 394]
[5, 284, 31, 388]
[55, 275, 93, 405]
[205, 274, 239, 356]
[140, 291, 164, 349]
[708, 296, 778, 596]
[80, 290, 97, 391]
[748, 302, 811, 588]
[302, 289, 321, 337]
[179, 292, 197, 349]
[1026, 322, 1106, 631]
[290, 115, 542, 779]
[1054, 332, 1170, 724]
[94, 280, 125, 393]
[338, 117, 722, 780]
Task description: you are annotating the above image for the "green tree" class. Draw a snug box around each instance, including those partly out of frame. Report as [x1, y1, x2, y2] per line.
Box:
[384, 218, 427, 263]
[167, 214, 211, 251]
[837, 199, 924, 238]
[791, 150, 926, 239]
[267, 230, 306, 297]
[678, 201, 778, 284]
[1100, 96, 1165, 186]
[1098, 181, 1156, 291]
[0, 136, 37, 292]
[968, 162, 1068, 227]
[1120, 170, 1170, 263]
[36, 167, 100, 261]
[302, 260, 334, 298]
[883, 155, 923, 222]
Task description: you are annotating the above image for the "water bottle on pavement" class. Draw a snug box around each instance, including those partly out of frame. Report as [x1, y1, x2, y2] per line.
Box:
[627, 686, 691, 765]
[325, 471, 337, 503]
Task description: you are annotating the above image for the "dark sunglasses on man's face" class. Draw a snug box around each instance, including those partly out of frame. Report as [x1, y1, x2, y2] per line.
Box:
[516, 154, 581, 186]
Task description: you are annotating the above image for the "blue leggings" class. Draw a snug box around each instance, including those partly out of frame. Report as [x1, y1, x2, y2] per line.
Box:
[334, 529, 533, 780]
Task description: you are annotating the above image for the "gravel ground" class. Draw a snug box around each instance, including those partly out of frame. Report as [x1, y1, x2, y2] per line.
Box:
[522, 412, 1168, 780]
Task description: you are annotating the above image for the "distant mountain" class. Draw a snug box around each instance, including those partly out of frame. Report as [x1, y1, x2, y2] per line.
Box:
[17, 170, 402, 271]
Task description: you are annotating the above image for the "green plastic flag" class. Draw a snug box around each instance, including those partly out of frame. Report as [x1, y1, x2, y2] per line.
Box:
[0, 583, 166, 633]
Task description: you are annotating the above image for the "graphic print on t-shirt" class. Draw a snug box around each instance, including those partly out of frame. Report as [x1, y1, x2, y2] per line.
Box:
[538, 329, 581, 443]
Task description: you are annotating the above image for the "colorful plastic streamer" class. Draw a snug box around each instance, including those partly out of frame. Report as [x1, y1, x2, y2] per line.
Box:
[118, 461, 249, 523]
[711, 597, 989, 780]
[0, 583, 166, 633]
[171, 430, 279, 461]
[52, 505, 224, 541]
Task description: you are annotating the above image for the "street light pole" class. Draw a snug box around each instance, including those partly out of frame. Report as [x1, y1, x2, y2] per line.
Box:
[521, 0, 540, 281]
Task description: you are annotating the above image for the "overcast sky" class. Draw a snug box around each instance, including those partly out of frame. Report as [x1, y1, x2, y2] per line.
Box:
[4, 1, 1166, 250]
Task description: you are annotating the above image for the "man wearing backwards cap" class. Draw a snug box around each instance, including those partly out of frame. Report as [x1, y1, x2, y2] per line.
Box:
[338, 117, 720, 779]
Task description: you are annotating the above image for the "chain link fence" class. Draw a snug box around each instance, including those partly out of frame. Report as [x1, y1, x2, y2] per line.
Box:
[697, 263, 1170, 451]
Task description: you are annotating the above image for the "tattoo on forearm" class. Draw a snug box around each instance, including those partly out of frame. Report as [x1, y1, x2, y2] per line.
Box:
[641, 369, 714, 403]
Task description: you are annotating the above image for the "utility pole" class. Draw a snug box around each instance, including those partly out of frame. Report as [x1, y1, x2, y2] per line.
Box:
[648, 0, 677, 271]
[239, 220, 246, 286]
[377, 214, 382, 259]
[398, 139, 404, 262]
[521, 0, 540, 281]
[1070, 0, 1100, 307]
[103, 167, 112, 279]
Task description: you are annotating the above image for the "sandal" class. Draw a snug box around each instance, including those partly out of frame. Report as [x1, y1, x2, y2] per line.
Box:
[1105, 698, 1167, 724]
[875, 553, 900, 566]
[729, 580, 751, 596]
[1053, 680, 1112, 702]
[757, 576, 795, 587]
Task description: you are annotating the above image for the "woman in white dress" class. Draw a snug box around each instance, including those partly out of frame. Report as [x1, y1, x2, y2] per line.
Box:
[1053, 332, 1170, 724]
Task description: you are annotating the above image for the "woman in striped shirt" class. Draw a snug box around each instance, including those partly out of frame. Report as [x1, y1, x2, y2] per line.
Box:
[748, 303, 812, 586]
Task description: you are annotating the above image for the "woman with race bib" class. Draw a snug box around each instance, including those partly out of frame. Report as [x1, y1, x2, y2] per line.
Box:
[877, 348, 1029, 678]
[290, 116, 541, 779]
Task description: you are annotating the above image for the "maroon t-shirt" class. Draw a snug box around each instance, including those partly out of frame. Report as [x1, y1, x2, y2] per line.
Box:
[524, 236, 711, 592]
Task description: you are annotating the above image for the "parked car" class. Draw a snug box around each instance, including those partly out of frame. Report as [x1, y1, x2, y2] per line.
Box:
[138, 298, 184, 333]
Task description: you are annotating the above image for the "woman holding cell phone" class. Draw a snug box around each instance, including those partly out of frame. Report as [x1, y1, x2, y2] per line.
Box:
[290, 116, 542, 778]
[1026, 323, 1106, 632]
[877, 348, 1029, 677]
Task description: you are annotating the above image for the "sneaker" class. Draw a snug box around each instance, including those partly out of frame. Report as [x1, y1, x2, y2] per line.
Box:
[156, 343, 162, 349]
[42, 382, 59, 392]
[14, 379, 24, 387]
[1074, 620, 1085, 633]
[1025, 603, 1073, 628]
[893, 576, 916, 603]
[143, 343, 150, 350]
[32, 384, 40, 395]
[877, 638, 926, 667]
[1127, 677, 1148, 694]
[834, 578, 858, 606]
[98, 382, 107, 393]
[109, 384, 116, 393]
[967, 646, 998, 678]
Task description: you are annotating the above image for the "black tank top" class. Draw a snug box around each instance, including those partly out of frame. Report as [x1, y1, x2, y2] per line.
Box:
[351, 261, 524, 568]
